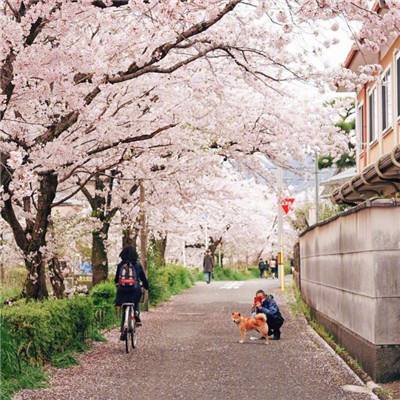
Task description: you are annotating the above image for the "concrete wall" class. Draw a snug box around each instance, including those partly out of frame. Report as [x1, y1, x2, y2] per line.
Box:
[299, 202, 400, 382]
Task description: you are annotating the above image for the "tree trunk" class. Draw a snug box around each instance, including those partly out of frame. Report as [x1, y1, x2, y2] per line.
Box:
[152, 235, 167, 267]
[122, 226, 138, 250]
[209, 236, 222, 265]
[92, 229, 109, 285]
[0, 263, 4, 284]
[48, 257, 65, 299]
[160, 235, 167, 265]
[23, 253, 48, 300]
[2, 172, 59, 300]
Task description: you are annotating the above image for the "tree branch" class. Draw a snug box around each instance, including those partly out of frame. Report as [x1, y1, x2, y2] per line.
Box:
[86, 123, 177, 156]
[33, 0, 242, 145]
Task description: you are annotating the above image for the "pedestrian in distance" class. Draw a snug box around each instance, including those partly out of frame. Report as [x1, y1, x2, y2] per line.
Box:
[270, 256, 277, 279]
[265, 259, 270, 275]
[290, 257, 295, 274]
[203, 249, 214, 284]
[115, 246, 149, 339]
[258, 258, 267, 278]
[253, 289, 284, 340]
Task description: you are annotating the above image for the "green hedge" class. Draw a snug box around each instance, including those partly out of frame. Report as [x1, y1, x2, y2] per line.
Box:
[0, 282, 118, 400]
[195, 266, 260, 281]
[148, 263, 194, 306]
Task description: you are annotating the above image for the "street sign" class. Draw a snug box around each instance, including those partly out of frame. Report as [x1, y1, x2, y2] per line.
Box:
[280, 197, 295, 215]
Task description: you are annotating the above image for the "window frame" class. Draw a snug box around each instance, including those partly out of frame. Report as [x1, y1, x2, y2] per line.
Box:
[367, 86, 378, 144]
[356, 101, 365, 153]
[381, 65, 392, 134]
[396, 51, 400, 119]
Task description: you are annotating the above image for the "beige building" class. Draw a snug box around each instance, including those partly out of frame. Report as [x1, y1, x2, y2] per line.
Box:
[332, 15, 400, 204]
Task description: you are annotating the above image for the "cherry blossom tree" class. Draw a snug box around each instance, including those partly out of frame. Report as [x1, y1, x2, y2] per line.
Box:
[1, 0, 398, 299]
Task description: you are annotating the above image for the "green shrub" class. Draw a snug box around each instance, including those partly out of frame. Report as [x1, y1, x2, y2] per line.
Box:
[148, 262, 194, 306]
[50, 352, 78, 369]
[0, 321, 47, 400]
[210, 267, 255, 281]
[0, 284, 118, 400]
[90, 281, 118, 329]
[1, 296, 94, 364]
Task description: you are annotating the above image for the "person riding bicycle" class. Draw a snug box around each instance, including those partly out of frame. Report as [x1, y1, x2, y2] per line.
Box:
[115, 246, 149, 340]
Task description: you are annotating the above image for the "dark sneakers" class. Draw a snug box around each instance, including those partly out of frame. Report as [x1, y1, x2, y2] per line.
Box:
[135, 314, 142, 327]
[272, 330, 281, 340]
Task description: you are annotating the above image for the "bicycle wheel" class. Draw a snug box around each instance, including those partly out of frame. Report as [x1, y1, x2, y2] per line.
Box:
[125, 306, 131, 354]
[125, 328, 129, 353]
[130, 320, 137, 349]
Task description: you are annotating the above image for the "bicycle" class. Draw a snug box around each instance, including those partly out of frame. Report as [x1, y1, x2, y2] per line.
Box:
[120, 302, 138, 353]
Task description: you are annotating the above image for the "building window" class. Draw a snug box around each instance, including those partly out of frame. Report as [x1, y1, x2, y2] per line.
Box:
[381, 69, 392, 132]
[357, 103, 364, 151]
[368, 88, 377, 143]
[397, 56, 400, 117]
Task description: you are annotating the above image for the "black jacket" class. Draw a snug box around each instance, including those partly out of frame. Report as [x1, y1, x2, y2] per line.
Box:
[114, 261, 149, 306]
[258, 261, 267, 270]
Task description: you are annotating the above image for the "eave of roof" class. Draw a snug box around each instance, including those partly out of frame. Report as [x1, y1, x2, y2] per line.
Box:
[331, 144, 400, 205]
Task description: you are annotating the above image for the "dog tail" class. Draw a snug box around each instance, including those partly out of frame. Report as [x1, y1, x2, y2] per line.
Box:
[255, 313, 266, 322]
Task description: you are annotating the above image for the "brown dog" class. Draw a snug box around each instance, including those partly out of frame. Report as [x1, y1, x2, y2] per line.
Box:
[231, 311, 269, 344]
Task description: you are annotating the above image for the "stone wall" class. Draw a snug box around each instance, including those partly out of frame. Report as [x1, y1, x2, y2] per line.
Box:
[299, 201, 400, 382]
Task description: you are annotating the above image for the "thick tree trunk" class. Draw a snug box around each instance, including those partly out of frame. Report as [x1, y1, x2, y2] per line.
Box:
[209, 236, 222, 266]
[122, 226, 138, 249]
[92, 228, 109, 285]
[81, 173, 117, 287]
[1, 171, 58, 300]
[160, 235, 167, 265]
[48, 257, 65, 299]
[0, 262, 4, 284]
[23, 253, 48, 300]
[150, 235, 167, 267]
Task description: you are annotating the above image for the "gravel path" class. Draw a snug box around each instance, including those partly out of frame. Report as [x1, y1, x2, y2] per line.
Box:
[15, 279, 375, 400]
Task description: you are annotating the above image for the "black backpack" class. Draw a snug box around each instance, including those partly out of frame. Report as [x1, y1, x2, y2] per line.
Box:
[118, 262, 140, 287]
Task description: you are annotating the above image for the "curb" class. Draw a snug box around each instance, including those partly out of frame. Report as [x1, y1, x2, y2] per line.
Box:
[305, 319, 393, 400]
[285, 286, 393, 400]
[305, 321, 380, 400]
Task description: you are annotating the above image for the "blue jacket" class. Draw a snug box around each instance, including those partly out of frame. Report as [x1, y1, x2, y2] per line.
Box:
[256, 295, 282, 320]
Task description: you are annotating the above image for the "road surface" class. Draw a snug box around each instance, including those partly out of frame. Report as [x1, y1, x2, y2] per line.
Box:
[16, 278, 376, 400]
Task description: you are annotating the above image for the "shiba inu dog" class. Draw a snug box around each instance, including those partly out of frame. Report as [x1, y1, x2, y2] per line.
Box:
[231, 312, 269, 344]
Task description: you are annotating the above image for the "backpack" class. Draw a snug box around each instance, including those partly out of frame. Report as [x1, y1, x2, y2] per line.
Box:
[118, 262, 140, 287]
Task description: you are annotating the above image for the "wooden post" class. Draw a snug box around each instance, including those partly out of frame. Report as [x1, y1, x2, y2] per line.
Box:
[139, 180, 149, 311]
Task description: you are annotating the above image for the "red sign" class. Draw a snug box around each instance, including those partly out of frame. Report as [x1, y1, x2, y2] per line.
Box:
[280, 197, 295, 215]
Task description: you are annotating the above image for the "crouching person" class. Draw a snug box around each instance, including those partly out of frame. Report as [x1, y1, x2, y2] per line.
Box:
[254, 289, 284, 340]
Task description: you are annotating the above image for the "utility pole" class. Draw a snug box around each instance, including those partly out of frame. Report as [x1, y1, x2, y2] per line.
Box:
[204, 213, 209, 250]
[315, 152, 320, 223]
[277, 167, 285, 291]
[139, 179, 148, 311]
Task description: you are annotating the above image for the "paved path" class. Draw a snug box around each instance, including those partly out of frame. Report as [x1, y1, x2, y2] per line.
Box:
[16, 279, 376, 400]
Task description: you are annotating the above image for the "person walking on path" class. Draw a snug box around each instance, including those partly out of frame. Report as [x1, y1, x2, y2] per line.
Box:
[271, 256, 278, 279]
[253, 289, 284, 340]
[203, 249, 214, 284]
[258, 258, 267, 278]
[115, 246, 149, 338]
